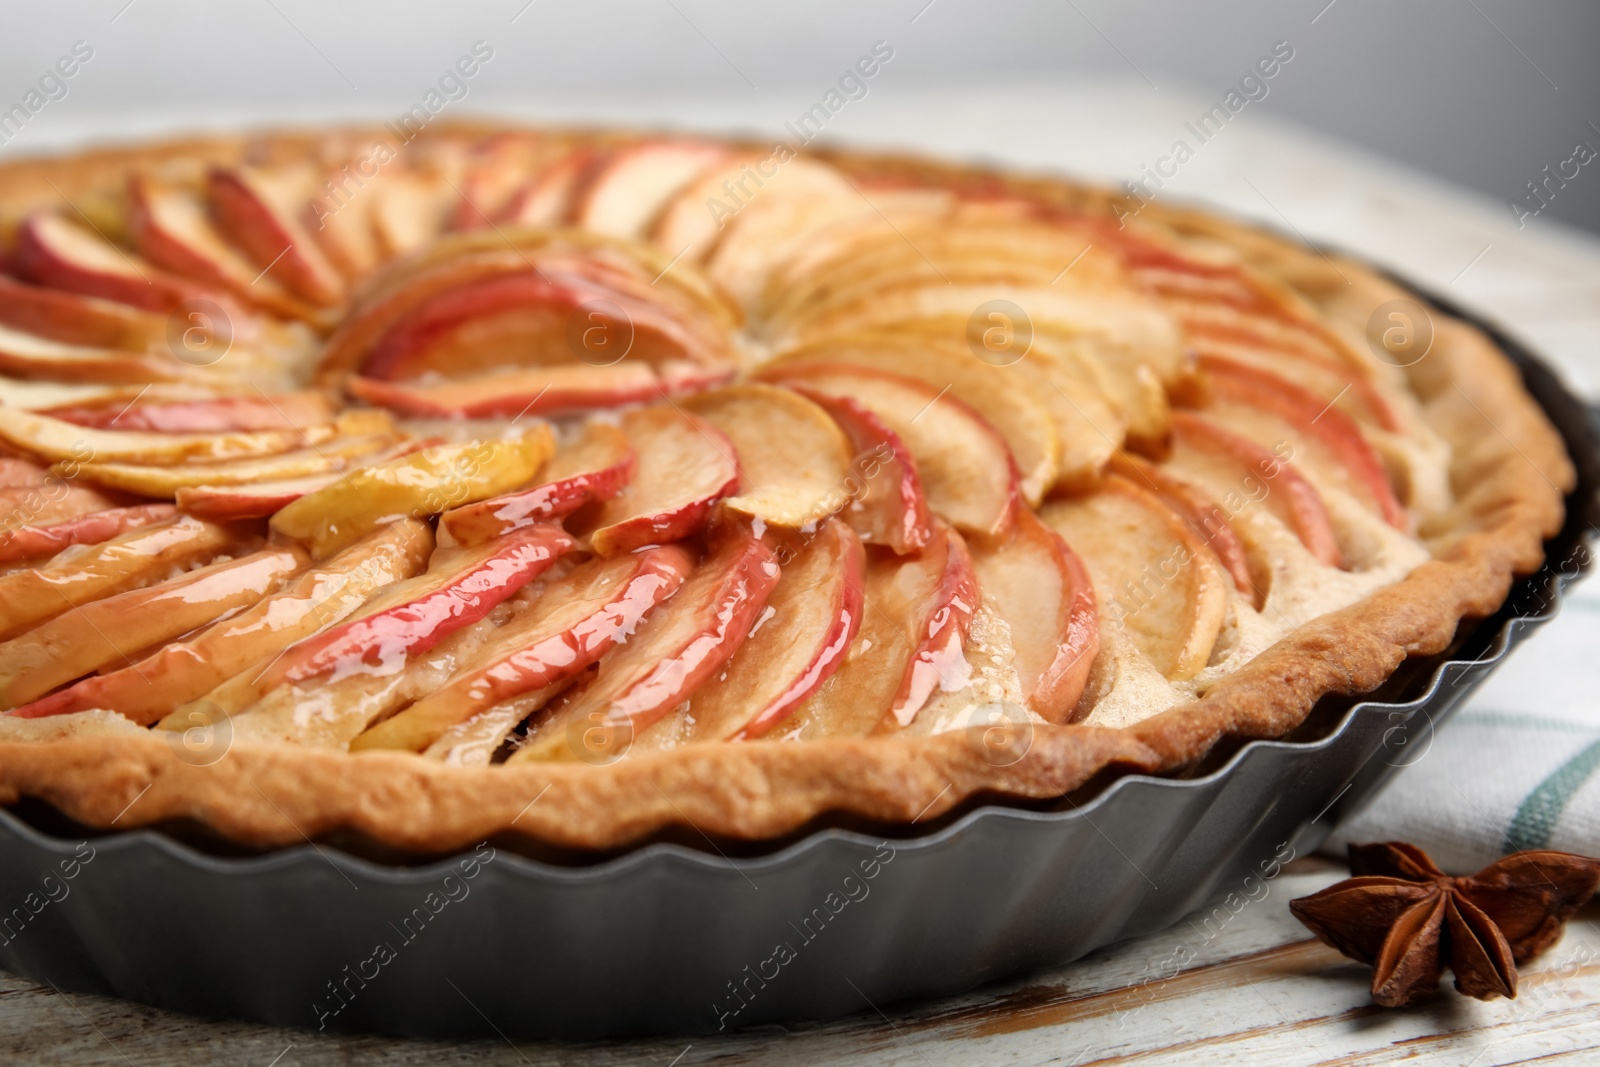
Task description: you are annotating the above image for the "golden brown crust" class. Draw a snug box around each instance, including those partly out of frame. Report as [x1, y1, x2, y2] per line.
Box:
[0, 123, 1572, 854]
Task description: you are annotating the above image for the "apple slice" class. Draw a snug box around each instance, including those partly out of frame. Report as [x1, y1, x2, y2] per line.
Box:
[0, 456, 53, 487]
[969, 508, 1098, 723]
[0, 483, 122, 534]
[761, 334, 1064, 503]
[0, 405, 345, 466]
[442, 421, 633, 544]
[127, 176, 318, 322]
[572, 141, 727, 240]
[371, 169, 455, 259]
[250, 522, 575, 693]
[207, 165, 346, 306]
[640, 519, 866, 747]
[421, 681, 577, 764]
[651, 155, 856, 266]
[271, 428, 555, 557]
[1193, 355, 1406, 529]
[45, 390, 337, 433]
[347, 360, 731, 419]
[679, 384, 854, 529]
[449, 133, 553, 230]
[778, 520, 979, 738]
[0, 323, 191, 384]
[0, 275, 169, 351]
[0, 543, 306, 708]
[174, 439, 433, 521]
[582, 405, 740, 555]
[1165, 412, 1342, 569]
[72, 425, 397, 497]
[1041, 474, 1230, 682]
[0, 503, 175, 565]
[784, 386, 931, 555]
[0, 514, 240, 641]
[765, 363, 1018, 540]
[510, 527, 781, 762]
[308, 167, 384, 281]
[351, 544, 694, 753]
[13, 213, 212, 313]
[502, 149, 601, 227]
[20, 520, 432, 724]
[1108, 450, 1257, 601]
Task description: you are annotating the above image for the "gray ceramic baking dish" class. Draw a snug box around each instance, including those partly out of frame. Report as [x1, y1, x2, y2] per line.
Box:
[0, 280, 1594, 1040]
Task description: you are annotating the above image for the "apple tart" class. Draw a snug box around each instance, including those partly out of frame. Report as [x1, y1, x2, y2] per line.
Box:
[0, 125, 1571, 852]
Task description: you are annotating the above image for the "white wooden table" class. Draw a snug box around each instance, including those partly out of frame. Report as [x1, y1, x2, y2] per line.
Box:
[5, 79, 1600, 1064]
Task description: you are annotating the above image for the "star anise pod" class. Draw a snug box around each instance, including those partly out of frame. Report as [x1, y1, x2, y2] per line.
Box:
[1290, 842, 1600, 1007]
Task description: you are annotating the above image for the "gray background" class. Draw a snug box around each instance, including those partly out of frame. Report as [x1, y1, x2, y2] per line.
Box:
[0, 0, 1596, 233]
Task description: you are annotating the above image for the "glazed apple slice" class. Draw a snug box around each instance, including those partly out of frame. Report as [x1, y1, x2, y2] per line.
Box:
[21, 520, 432, 724]
[207, 165, 346, 306]
[779, 520, 979, 738]
[250, 522, 575, 693]
[582, 405, 740, 555]
[127, 176, 318, 322]
[1165, 411, 1342, 569]
[0, 483, 123, 534]
[45, 390, 338, 433]
[766, 363, 1018, 540]
[761, 335, 1064, 503]
[1108, 449, 1257, 601]
[0, 514, 240, 641]
[73, 433, 395, 499]
[969, 508, 1098, 723]
[679, 384, 854, 529]
[784, 385, 931, 555]
[510, 527, 780, 762]
[1042, 474, 1230, 682]
[271, 428, 555, 557]
[13, 213, 212, 313]
[442, 421, 634, 544]
[420, 681, 577, 764]
[0, 275, 169, 351]
[0, 543, 306, 707]
[0, 503, 175, 565]
[1194, 355, 1406, 529]
[351, 544, 694, 753]
[640, 518, 866, 747]
[0, 405, 344, 466]
[572, 141, 727, 240]
[0, 323, 190, 384]
[347, 360, 732, 419]
[175, 439, 433, 521]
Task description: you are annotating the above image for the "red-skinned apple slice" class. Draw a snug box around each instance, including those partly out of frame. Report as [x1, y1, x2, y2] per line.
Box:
[0, 502, 175, 565]
[45, 390, 337, 432]
[442, 421, 634, 544]
[126, 176, 319, 322]
[969, 507, 1098, 723]
[0, 405, 345, 466]
[502, 149, 601, 227]
[1166, 411, 1343, 569]
[174, 438, 434, 521]
[640, 518, 866, 746]
[765, 363, 1018, 540]
[351, 544, 694, 753]
[13, 213, 213, 314]
[22, 520, 433, 724]
[680, 384, 854, 529]
[1194, 355, 1406, 528]
[510, 526, 781, 762]
[0, 483, 122, 534]
[784, 385, 931, 555]
[207, 165, 346, 306]
[1108, 449, 1257, 601]
[0, 323, 191, 384]
[0, 275, 168, 351]
[1042, 474, 1230, 682]
[572, 141, 727, 240]
[347, 360, 732, 419]
[449, 133, 552, 230]
[252, 522, 575, 691]
[582, 405, 740, 555]
[0, 514, 240, 640]
[651, 155, 855, 265]
[0, 543, 306, 708]
[271, 428, 555, 557]
[779, 519, 978, 738]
